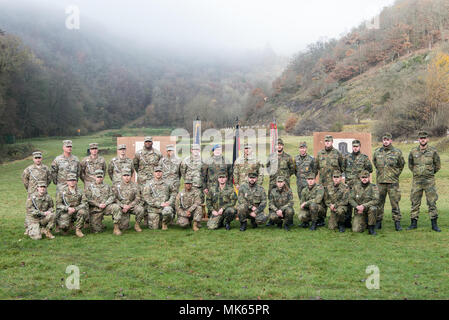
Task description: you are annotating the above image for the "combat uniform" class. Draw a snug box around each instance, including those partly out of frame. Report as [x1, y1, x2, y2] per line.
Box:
[297, 175, 326, 230]
[22, 152, 52, 195]
[237, 175, 267, 230]
[206, 179, 237, 230]
[294, 143, 316, 203]
[25, 184, 56, 240]
[268, 176, 295, 230]
[180, 146, 205, 201]
[324, 172, 349, 231]
[175, 183, 203, 229]
[133, 137, 162, 185]
[108, 144, 134, 185]
[51, 140, 80, 193]
[315, 136, 344, 187]
[80, 143, 107, 189]
[266, 139, 295, 192]
[203, 153, 233, 192]
[233, 145, 264, 186]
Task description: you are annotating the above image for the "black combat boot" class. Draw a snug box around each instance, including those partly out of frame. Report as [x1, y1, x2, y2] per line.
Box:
[284, 221, 291, 231]
[225, 223, 231, 231]
[431, 218, 441, 232]
[309, 221, 317, 231]
[368, 225, 377, 235]
[316, 217, 325, 227]
[338, 223, 345, 233]
[298, 222, 309, 228]
[251, 220, 258, 229]
[239, 221, 247, 231]
[407, 218, 417, 230]
[375, 220, 382, 230]
[277, 222, 283, 229]
[344, 215, 352, 228]
[266, 220, 274, 227]
[395, 221, 402, 231]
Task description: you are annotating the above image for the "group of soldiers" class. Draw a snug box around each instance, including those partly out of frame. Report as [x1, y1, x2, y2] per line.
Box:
[21, 130, 442, 240]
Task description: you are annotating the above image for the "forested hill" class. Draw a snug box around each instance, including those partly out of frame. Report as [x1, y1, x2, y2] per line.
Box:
[0, 1, 287, 140]
[258, 0, 449, 139]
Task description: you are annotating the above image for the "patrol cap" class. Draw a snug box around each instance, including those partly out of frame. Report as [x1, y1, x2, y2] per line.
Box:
[299, 141, 307, 148]
[218, 171, 227, 178]
[248, 172, 258, 178]
[276, 176, 285, 182]
[63, 140, 73, 147]
[154, 166, 162, 172]
[306, 172, 316, 179]
[118, 144, 127, 150]
[332, 170, 342, 178]
[191, 144, 201, 150]
[277, 138, 284, 145]
[184, 178, 193, 184]
[212, 144, 221, 151]
[144, 136, 153, 142]
[359, 170, 370, 178]
[67, 173, 77, 181]
[352, 140, 361, 146]
[324, 135, 333, 142]
[89, 143, 98, 149]
[382, 133, 392, 140]
[33, 151, 42, 158]
[418, 131, 428, 138]
[166, 144, 175, 151]
[95, 169, 104, 177]
[122, 168, 132, 176]
[37, 181, 47, 187]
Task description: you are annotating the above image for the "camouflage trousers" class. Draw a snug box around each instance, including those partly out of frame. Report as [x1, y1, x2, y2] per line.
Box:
[167, 179, 180, 193]
[352, 206, 377, 232]
[269, 207, 295, 224]
[297, 203, 326, 223]
[328, 206, 347, 230]
[56, 208, 88, 230]
[25, 212, 56, 240]
[89, 204, 122, 233]
[118, 205, 145, 230]
[176, 207, 203, 228]
[377, 183, 401, 222]
[269, 179, 291, 198]
[147, 206, 174, 229]
[207, 207, 236, 229]
[296, 181, 307, 204]
[237, 204, 268, 224]
[410, 178, 438, 220]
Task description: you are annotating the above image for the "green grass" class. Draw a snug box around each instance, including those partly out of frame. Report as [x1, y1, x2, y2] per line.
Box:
[1, 133, 449, 299]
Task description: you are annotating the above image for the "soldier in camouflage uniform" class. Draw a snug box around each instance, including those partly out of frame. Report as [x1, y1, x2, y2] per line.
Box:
[266, 138, 295, 193]
[25, 181, 56, 240]
[180, 144, 205, 203]
[349, 170, 379, 235]
[80, 143, 107, 189]
[407, 131, 442, 232]
[373, 133, 405, 231]
[268, 176, 295, 231]
[55, 173, 87, 238]
[141, 166, 175, 230]
[233, 143, 264, 189]
[22, 151, 52, 195]
[294, 141, 316, 205]
[206, 172, 237, 230]
[84, 169, 122, 235]
[158, 144, 181, 192]
[298, 172, 326, 231]
[113, 168, 145, 232]
[133, 136, 162, 185]
[51, 140, 81, 194]
[342, 140, 373, 228]
[324, 171, 349, 232]
[203, 144, 233, 195]
[237, 172, 267, 231]
[175, 178, 203, 231]
[108, 144, 134, 185]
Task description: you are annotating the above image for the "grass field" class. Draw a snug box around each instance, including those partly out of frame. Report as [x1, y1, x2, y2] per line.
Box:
[1, 131, 449, 300]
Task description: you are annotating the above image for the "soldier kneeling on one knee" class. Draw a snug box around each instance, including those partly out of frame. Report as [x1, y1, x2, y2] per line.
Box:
[25, 181, 56, 240]
[297, 172, 326, 231]
[268, 176, 295, 231]
[175, 178, 203, 231]
[206, 172, 237, 230]
[237, 172, 267, 231]
[324, 170, 349, 233]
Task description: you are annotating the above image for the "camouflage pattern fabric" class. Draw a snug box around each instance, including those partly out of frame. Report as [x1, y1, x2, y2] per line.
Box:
[268, 185, 294, 224]
[84, 182, 121, 232]
[133, 148, 162, 185]
[108, 157, 134, 185]
[237, 182, 267, 224]
[315, 147, 343, 187]
[373, 144, 405, 184]
[294, 154, 316, 200]
[80, 155, 107, 189]
[180, 155, 204, 189]
[342, 152, 373, 187]
[377, 183, 401, 222]
[175, 188, 203, 227]
[233, 154, 264, 186]
[206, 183, 237, 229]
[349, 182, 379, 232]
[297, 183, 325, 223]
[324, 182, 349, 230]
[159, 155, 182, 191]
[203, 155, 233, 191]
[55, 185, 87, 230]
[22, 164, 52, 195]
[113, 180, 145, 230]
[142, 178, 175, 229]
[266, 151, 295, 192]
[25, 192, 56, 240]
[51, 154, 80, 193]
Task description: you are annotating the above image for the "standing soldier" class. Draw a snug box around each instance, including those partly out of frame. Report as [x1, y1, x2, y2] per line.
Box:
[342, 139, 373, 228]
[175, 178, 203, 231]
[407, 131, 441, 232]
[25, 181, 56, 240]
[22, 151, 52, 195]
[237, 172, 267, 231]
[233, 143, 264, 190]
[80, 143, 106, 189]
[324, 171, 349, 232]
[133, 136, 162, 185]
[297, 172, 326, 231]
[373, 133, 405, 231]
[180, 144, 205, 202]
[203, 144, 233, 195]
[266, 138, 295, 193]
[294, 141, 316, 206]
[349, 170, 379, 235]
[206, 172, 237, 230]
[84, 169, 122, 235]
[51, 140, 80, 194]
[159, 144, 181, 192]
[55, 173, 87, 238]
[113, 168, 145, 232]
[108, 144, 134, 185]
[268, 176, 295, 231]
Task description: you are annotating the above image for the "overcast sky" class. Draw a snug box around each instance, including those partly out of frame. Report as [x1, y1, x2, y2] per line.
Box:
[12, 0, 396, 56]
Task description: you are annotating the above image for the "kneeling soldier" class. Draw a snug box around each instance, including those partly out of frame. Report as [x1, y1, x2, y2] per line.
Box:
[25, 181, 56, 240]
[175, 178, 203, 231]
[56, 173, 87, 237]
[268, 176, 295, 231]
[237, 172, 267, 231]
[85, 169, 122, 235]
[206, 172, 237, 230]
[113, 168, 145, 232]
[349, 170, 379, 235]
[142, 166, 175, 230]
[324, 171, 349, 232]
[297, 172, 325, 231]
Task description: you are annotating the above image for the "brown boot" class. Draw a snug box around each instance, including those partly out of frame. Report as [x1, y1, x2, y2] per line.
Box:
[113, 224, 122, 236]
[134, 223, 142, 232]
[75, 228, 84, 238]
[162, 222, 168, 230]
[54, 225, 60, 233]
[43, 229, 55, 239]
[192, 221, 199, 232]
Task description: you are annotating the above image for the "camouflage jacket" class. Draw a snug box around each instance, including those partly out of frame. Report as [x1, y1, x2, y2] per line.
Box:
[342, 152, 373, 186]
[108, 156, 134, 184]
[133, 148, 162, 183]
[233, 155, 264, 186]
[113, 181, 142, 209]
[203, 155, 233, 190]
[206, 183, 237, 212]
[408, 145, 441, 179]
[26, 192, 54, 218]
[159, 155, 181, 183]
[141, 178, 175, 209]
[294, 154, 316, 186]
[84, 182, 116, 212]
[373, 145, 405, 183]
[80, 156, 107, 186]
[269, 186, 294, 212]
[237, 182, 267, 214]
[315, 147, 343, 186]
[324, 182, 349, 208]
[266, 151, 295, 183]
[180, 155, 204, 188]
[349, 182, 379, 208]
[300, 183, 325, 207]
[22, 164, 52, 194]
[175, 188, 202, 217]
[56, 185, 86, 213]
[51, 154, 81, 185]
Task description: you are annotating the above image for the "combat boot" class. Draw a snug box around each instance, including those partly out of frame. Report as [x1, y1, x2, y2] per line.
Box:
[75, 228, 84, 238]
[316, 217, 325, 227]
[284, 222, 291, 231]
[431, 218, 441, 232]
[239, 221, 247, 231]
[299, 222, 309, 228]
[338, 223, 345, 233]
[43, 229, 55, 239]
[225, 223, 231, 230]
[375, 220, 382, 230]
[192, 221, 199, 232]
[61, 228, 70, 236]
[277, 222, 283, 229]
[407, 219, 418, 230]
[309, 221, 317, 231]
[266, 220, 274, 227]
[161, 222, 168, 231]
[113, 224, 122, 236]
[251, 220, 258, 229]
[368, 225, 377, 235]
[395, 221, 402, 231]
[134, 223, 142, 232]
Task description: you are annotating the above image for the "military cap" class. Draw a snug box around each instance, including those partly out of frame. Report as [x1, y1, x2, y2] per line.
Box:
[382, 133, 392, 140]
[144, 136, 153, 142]
[63, 140, 73, 147]
[276, 176, 285, 182]
[89, 143, 98, 149]
[418, 130, 428, 138]
[277, 138, 284, 145]
[352, 140, 361, 146]
[32, 151, 42, 158]
[332, 170, 342, 178]
[359, 170, 370, 178]
[118, 144, 127, 150]
[324, 135, 333, 142]
[95, 169, 104, 177]
[212, 144, 221, 151]
[191, 144, 201, 150]
[243, 143, 251, 149]
[248, 172, 258, 178]
[67, 173, 77, 181]
[218, 172, 227, 178]
[299, 141, 307, 148]
[184, 178, 193, 184]
[306, 172, 316, 179]
[166, 144, 175, 151]
[154, 166, 162, 172]
[122, 168, 132, 176]
[37, 181, 47, 187]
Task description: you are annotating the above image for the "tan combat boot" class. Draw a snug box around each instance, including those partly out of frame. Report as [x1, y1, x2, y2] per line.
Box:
[113, 224, 122, 236]
[75, 228, 84, 238]
[134, 223, 142, 232]
[43, 229, 55, 239]
[192, 221, 199, 232]
[162, 222, 168, 230]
